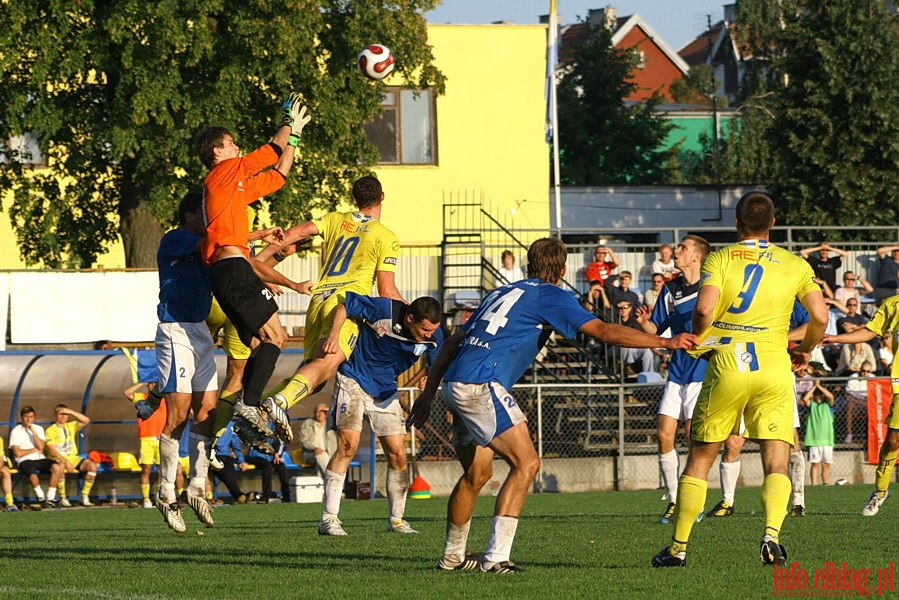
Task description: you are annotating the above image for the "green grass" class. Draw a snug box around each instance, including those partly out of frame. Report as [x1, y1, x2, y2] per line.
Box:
[0, 485, 894, 599]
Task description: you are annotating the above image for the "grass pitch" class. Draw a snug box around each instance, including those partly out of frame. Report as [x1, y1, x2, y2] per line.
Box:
[0, 484, 893, 599]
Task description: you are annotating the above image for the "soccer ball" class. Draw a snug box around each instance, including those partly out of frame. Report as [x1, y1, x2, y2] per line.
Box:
[357, 44, 395, 80]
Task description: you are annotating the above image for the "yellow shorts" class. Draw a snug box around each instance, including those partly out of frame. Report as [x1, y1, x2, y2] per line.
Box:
[138, 437, 160, 466]
[885, 388, 899, 430]
[692, 342, 794, 445]
[206, 297, 251, 360]
[304, 291, 359, 359]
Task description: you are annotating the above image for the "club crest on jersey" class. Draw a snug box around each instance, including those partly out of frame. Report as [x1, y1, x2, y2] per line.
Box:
[393, 322, 403, 334]
[375, 325, 388, 337]
[413, 344, 427, 356]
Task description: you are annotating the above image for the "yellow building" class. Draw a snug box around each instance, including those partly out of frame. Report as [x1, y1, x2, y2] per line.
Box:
[0, 23, 549, 269]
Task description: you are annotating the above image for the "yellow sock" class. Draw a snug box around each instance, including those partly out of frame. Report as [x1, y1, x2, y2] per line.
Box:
[761, 473, 791, 543]
[5, 493, 13, 506]
[82, 478, 95, 496]
[671, 475, 707, 552]
[263, 378, 290, 399]
[282, 375, 313, 409]
[874, 447, 898, 495]
[141, 483, 151, 501]
[58, 476, 67, 497]
[211, 390, 242, 442]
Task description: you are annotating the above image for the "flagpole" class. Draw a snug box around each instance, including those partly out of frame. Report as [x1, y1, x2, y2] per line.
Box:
[546, 0, 562, 239]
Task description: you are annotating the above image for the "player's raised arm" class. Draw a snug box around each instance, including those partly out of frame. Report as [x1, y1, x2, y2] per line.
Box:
[579, 319, 697, 351]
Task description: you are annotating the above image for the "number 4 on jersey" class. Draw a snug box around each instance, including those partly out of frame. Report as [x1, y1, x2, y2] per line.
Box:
[479, 288, 524, 334]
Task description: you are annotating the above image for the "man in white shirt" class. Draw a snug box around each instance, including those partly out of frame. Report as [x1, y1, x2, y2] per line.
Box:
[9, 406, 64, 507]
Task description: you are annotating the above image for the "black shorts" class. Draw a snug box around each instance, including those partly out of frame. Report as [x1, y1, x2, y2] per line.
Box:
[17, 458, 57, 476]
[210, 257, 279, 347]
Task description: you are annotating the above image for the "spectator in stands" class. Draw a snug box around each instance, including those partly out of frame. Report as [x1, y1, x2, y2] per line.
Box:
[616, 302, 655, 375]
[878, 333, 894, 376]
[652, 244, 680, 282]
[801, 378, 835, 485]
[801, 242, 846, 294]
[45, 404, 98, 507]
[835, 325, 877, 376]
[580, 280, 609, 316]
[643, 273, 665, 311]
[495, 250, 524, 287]
[834, 271, 873, 305]
[123, 381, 183, 508]
[843, 362, 874, 445]
[0, 436, 19, 511]
[246, 422, 291, 502]
[584, 245, 619, 287]
[836, 299, 869, 333]
[9, 406, 64, 508]
[606, 271, 641, 308]
[211, 420, 252, 504]
[298, 403, 337, 478]
[875, 245, 899, 302]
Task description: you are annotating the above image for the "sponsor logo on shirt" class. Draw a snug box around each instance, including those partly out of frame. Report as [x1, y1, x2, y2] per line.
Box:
[383, 257, 397, 265]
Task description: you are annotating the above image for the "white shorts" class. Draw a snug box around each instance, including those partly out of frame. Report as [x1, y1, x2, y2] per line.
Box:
[155, 321, 218, 394]
[657, 381, 703, 421]
[332, 372, 405, 437]
[808, 446, 833, 464]
[444, 381, 527, 447]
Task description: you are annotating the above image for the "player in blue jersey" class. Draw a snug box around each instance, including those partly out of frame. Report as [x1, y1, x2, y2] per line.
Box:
[316, 293, 443, 536]
[408, 237, 698, 574]
[153, 190, 219, 533]
[635, 234, 711, 524]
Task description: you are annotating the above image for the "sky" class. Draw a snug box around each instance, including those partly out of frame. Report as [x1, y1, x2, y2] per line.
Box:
[425, 0, 728, 51]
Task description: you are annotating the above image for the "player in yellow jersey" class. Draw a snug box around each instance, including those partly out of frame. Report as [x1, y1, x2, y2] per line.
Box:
[248, 175, 403, 441]
[652, 192, 827, 568]
[823, 296, 899, 516]
[45, 404, 99, 507]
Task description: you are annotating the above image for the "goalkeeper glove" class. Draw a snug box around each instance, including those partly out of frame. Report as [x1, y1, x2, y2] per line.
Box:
[280, 92, 302, 128]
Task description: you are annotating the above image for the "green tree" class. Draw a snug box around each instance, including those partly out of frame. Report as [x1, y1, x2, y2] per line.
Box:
[0, 1, 444, 268]
[738, 0, 899, 229]
[555, 22, 676, 185]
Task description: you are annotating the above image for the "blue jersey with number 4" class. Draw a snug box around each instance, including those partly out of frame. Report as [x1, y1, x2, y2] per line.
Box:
[443, 280, 595, 389]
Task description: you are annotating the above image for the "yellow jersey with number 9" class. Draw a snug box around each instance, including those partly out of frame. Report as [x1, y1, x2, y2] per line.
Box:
[310, 211, 399, 295]
[693, 239, 819, 353]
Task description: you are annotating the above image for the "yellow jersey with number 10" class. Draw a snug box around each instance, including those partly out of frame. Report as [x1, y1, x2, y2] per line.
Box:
[310, 211, 399, 296]
[693, 239, 819, 354]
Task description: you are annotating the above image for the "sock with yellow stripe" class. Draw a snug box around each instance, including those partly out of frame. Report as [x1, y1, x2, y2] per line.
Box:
[141, 483, 151, 501]
[281, 374, 313, 409]
[761, 473, 791, 542]
[210, 390, 242, 446]
[874, 446, 898, 496]
[671, 475, 707, 553]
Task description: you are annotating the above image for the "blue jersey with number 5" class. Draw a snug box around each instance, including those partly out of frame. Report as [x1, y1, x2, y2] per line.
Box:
[443, 280, 595, 388]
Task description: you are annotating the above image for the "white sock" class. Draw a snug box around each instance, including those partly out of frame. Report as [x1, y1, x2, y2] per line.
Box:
[322, 469, 346, 517]
[33, 486, 45, 500]
[386, 468, 409, 521]
[483, 516, 520, 564]
[790, 450, 806, 506]
[659, 450, 680, 502]
[159, 434, 181, 496]
[47, 487, 58, 501]
[444, 520, 471, 559]
[720, 460, 741, 505]
[188, 432, 211, 485]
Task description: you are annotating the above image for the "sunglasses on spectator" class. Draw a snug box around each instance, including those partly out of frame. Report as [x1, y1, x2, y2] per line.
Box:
[316, 409, 329, 413]
[847, 302, 858, 306]
[861, 370, 872, 374]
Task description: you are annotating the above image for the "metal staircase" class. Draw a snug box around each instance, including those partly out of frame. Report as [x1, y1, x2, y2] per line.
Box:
[439, 197, 619, 384]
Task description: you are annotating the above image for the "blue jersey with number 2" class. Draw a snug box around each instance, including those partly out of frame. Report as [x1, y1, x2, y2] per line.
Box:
[444, 280, 595, 389]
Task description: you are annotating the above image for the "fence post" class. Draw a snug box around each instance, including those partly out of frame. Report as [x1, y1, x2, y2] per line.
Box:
[535, 385, 544, 493]
[617, 383, 626, 491]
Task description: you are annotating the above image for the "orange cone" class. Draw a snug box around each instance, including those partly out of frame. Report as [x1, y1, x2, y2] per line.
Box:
[408, 475, 431, 499]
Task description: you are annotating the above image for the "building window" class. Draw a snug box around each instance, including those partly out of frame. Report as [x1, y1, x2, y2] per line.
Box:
[364, 88, 437, 165]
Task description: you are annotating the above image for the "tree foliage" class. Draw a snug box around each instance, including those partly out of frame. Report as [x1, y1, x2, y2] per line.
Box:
[555, 22, 676, 185]
[0, 0, 444, 268]
[736, 0, 899, 231]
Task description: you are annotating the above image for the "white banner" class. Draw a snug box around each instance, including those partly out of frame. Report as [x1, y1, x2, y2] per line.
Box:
[9, 271, 159, 344]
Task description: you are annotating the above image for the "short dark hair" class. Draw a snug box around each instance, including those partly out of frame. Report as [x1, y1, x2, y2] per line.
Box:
[683, 234, 711, 259]
[527, 237, 567, 283]
[178, 190, 204, 226]
[352, 176, 383, 209]
[408, 296, 442, 324]
[501, 250, 514, 261]
[194, 125, 231, 169]
[20, 405, 35, 418]
[735, 192, 775, 236]
[55, 404, 68, 412]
